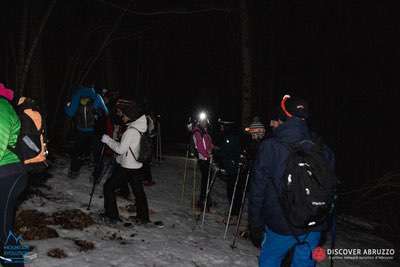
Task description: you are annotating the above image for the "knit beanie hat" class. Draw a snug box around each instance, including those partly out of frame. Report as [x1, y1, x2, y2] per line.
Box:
[0, 83, 14, 101]
[280, 95, 309, 119]
[121, 102, 143, 122]
[248, 116, 265, 132]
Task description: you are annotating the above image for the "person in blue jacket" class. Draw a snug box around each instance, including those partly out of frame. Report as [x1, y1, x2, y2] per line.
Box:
[248, 95, 335, 267]
[65, 86, 108, 178]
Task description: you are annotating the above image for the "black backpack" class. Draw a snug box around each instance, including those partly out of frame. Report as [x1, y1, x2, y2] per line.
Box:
[129, 127, 153, 163]
[276, 140, 336, 230]
[14, 107, 48, 171]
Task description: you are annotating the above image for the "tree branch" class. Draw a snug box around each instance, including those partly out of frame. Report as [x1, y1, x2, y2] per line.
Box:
[93, 0, 232, 16]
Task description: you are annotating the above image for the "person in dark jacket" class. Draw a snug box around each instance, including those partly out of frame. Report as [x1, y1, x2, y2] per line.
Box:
[64, 86, 108, 178]
[214, 119, 242, 218]
[248, 95, 335, 267]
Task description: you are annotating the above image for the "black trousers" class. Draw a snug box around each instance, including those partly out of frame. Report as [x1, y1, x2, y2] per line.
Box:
[0, 163, 27, 267]
[143, 163, 153, 183]
[103, 165, 149, 221]
[226, 171, 246, 216]
[70, 131, 95, 173]
[198, 159, 212, 205]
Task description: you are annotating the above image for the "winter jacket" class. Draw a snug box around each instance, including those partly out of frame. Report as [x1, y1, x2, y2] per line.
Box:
[103, 115, 147, 169]
[0, 98, 21, 167]
[248, 117, 335, 236]
[192, 126, 214, 160]
[64, 86, 108, 132]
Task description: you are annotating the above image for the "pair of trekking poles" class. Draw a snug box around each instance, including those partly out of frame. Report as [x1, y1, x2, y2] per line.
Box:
[180, 150, 218, 225]
[180, 150, 251, 248]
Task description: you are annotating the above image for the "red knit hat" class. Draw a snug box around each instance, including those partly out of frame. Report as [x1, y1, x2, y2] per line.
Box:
[0, 83, 14, 101]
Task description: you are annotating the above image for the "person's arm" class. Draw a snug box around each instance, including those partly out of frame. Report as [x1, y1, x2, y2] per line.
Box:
[248, 140, 275, 229]
[94, 94, 109, 115]
[103, 128, 140, 155]
[0, 119, 11, 160]
[0, 107, 20, 160]
[64, 90, 82, 117]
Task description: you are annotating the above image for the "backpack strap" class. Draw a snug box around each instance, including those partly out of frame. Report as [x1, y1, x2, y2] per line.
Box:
[126, 126, 142, 161]
[129, 146, 138, 161]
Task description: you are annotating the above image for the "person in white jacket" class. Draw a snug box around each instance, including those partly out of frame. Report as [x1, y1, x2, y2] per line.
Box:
[100, 103, 150, 224]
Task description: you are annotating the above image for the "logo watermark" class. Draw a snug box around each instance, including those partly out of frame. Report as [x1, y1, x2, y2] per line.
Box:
[2, 231, 31, 265]
[312, 247, 397, 262]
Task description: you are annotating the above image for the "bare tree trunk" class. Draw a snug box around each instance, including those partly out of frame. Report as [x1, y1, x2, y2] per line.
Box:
[16, 0, 28, 95]
[19, 0, 57, 95]
[240, 0, 253, 128]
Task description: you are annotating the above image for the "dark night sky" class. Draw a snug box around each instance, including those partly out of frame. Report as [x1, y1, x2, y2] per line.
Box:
[1, 0, 399, 192]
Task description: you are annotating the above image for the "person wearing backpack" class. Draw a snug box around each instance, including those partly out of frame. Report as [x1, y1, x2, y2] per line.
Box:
[14, 97, 48, 172]
[64, 86, 108, 178]
[100, 102, 150, 224]
[0, 83, 27, 267]
[248, 95, 336, 267]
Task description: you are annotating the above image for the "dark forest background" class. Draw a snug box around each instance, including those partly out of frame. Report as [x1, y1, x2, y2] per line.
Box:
[1, 0, 399, 244]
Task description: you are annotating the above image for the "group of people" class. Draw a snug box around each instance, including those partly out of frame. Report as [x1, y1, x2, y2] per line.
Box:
[1, 81, 335, 267]
[187, 95, 336, 267]
[64, 86, 160, 225]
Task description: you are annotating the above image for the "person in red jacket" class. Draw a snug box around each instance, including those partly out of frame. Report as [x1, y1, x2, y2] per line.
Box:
[191, 113, 214, 210]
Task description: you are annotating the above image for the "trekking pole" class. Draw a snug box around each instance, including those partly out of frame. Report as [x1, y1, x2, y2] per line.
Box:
[157, 120, 162, 163]
[87, 143, 106, 210]
[231, 168, 251, 249]
[224, 163, 242, 239]
[201, 156, 214, 227]
[181, 149, 189, 203]
[192, 160, 198, 217]
[155, 132, 159, 162]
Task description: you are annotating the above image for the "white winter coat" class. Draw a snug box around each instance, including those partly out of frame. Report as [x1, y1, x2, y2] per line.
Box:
[104, 115, 147, 169]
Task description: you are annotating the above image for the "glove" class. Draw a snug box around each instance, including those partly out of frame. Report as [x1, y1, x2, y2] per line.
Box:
[101, 134, 112, 144]
[249, 227, 264, 248]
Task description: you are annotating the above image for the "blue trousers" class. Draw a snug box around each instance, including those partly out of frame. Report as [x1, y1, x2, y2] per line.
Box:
[259, 229, 321, 267]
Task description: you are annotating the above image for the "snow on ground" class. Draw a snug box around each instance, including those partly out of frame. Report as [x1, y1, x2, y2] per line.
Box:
[18, 155, 398, 267]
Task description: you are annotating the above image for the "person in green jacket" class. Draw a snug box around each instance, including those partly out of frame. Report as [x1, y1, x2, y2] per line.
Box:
[0, 83, 27, 267]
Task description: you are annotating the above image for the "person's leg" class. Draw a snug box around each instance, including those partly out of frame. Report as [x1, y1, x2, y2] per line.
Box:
[142, 163, 154, 185]
[259, 229, 295, 267]
[103, 165, 127, 219]
[232, 171, 246, 216]
[128, 168, 149, 222]
[198, 160, 208, 205]
[291, 232, 321, 267]
[0, 168, 27, 267]
[70, 131, 87, 173]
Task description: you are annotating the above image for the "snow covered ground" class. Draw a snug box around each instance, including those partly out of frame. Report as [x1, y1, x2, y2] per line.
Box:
[16, 155, 398, 267]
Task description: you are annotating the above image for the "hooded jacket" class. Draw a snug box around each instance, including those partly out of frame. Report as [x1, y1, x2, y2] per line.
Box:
[64, 86, 108, 132]
[0, 98, 21, 167]
[192, 126, 214, 160]
[248, 117, 335, 236]
[103, 115, 147, 169]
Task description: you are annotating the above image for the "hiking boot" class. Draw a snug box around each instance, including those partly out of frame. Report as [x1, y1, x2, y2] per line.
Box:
[129, 215, 150, 225]
[143, 180, 156, 187]
[99, 213, 122, 224]
[68, 170, 79, 179]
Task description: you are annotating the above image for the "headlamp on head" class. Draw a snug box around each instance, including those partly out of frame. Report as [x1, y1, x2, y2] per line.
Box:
[198, 112, 207, 121]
